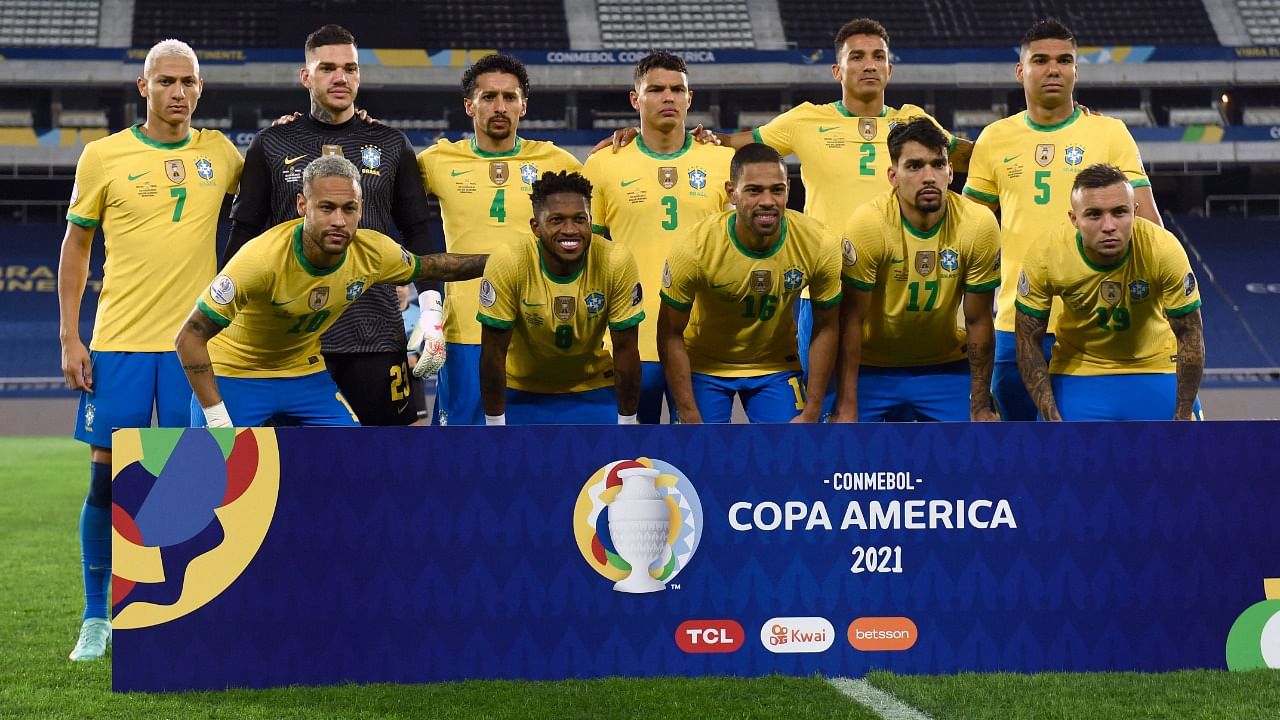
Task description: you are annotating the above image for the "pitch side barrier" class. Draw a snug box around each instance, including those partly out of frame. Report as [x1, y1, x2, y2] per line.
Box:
[110, 422, 1279, 692]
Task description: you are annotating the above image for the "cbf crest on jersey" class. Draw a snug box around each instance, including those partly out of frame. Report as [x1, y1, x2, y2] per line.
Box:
[554, 296, 576, 321]
[165, 159, 186, 184]
[1036, 144, 1055, 167]
[490, 161, 509, 185]
[688, 168, 707, 190]
[915, 250, 937, 277]
[751, 269, 771, 294]
[783, 268, 804, 291]
[1100, 281, 1123, 306]
[195, 157, 214, 181]
[859, 117, 876, 141]
[360, 145, 382, 170]
[940, 248, 959, 272]
[585, 292, 605, 315]
[346, 281, 365, 301]
[1129, 279, 1150, 301]
[519, 163, 538, 185]
[309, 287, 330, 311]
[1065, 145, 1085, 166]
[659, 166, 677, 190]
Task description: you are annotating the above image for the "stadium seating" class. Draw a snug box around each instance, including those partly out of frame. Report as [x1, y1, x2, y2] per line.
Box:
[1238, 0, 1280, 44]
[596, 0, 755, 49]
[0, 0, 100, 47]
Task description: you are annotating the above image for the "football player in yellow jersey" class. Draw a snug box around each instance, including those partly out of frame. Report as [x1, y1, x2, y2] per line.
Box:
[175, 156, 486, 427]
[835, 119, 1000, 423]
[1015, 164, 1204, 421]
[658, 144, 842, 424]
[477, 171, 644, 425]
[581, 52, 733, 423]
[418, 54, 581, 426]
[55, 39, 243, 661]
[963, 18, 1162, 420]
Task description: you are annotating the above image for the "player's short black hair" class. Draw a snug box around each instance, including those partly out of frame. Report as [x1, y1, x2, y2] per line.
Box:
[835, 18, 890, 55]
[1021, 18, 1076, 51]
[462, 54, 530, 99]
[530, 170, 593, 214]
[729, 143, 786, 184]
[1072, 163, 1128, 192]
[304, 25, 356, 56]
[633, 51, 688, 85]
[887, 117, 950, 164]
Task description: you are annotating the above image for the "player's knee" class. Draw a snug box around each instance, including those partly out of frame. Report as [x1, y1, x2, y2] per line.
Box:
[87, 461, 111, 508]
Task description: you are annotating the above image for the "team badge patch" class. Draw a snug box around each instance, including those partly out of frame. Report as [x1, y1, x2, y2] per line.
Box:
[940, 248, 959, 272]
[842, 238, 857, 266]
[783, 268, 804, 291]
[400, 248, 413, 266]
[631, 282, 643, 306]
[165, 159, 186, 184]
[1065, 145, 1085, 166]
[688, 167, 707, 190]
[479, 279, 496, 308]
[1184, 272, 1197, 296]
[659, 166, 677, 190]
[914, 250, 937, 277]
[83, 402, 95, 433]
[662, 262, 672, 289]
[519, 163, 538, 185]
[554, 296, 576, 321]
[321, 145, 343, 157]
[209, 274, 235, 305]
[1036, 144, 1055, 167]
[751, 269, 772, 294]
[360, 145, 381, 170]
[1100, 281, 1122, 306]
[195, 157, 214, 180]
[1129, 279, 1150, 301]
[585, 292, 605, 315]
[490, 162, 509, 185]
[994, 249, 1002, 271]
[346, 281, 365, 301]
[309, 287, 330, 311]
[859, 117, 876, 141]
[1017, 270, 1030, 297]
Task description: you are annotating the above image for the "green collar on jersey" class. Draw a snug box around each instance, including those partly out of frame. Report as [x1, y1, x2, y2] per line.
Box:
[292, 223, 347, 277]
[728, 212, 787, 259]
[1075, 229, 1132, 271]
[538, 237, 587, 284]
[131, 124, 192, 149]
[636, 132, 693, 160]
[834, 102, 889, 118]
[902, 207, 947, 239]
[1024, 106, 1082, 133]
[470, 136, 523, 158]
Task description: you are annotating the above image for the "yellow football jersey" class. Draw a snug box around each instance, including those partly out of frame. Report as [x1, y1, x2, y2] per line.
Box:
[197, 220, 419, 378]
[661, 210, 842, 377]
[418, 136, 581, 345]
[842, 190, 1001, 366]
[67, 125, 243, 351]
[1015, 217, 1201, 376]
[477, 234, 644, 394]
[963, 108, 1151, 333]
[581, 133, 733, 362]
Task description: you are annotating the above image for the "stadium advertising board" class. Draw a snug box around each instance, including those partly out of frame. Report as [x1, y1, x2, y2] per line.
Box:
[111, 422, 1278, 692]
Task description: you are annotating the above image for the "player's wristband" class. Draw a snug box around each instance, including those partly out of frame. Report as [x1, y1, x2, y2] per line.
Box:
[202, 401, 233, 428]
[485, 413, 506, 426]
[617, 414, 638, 425]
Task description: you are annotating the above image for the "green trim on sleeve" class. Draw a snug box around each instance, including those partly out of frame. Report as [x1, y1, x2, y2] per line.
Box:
[1130, 177, 1152, 189]
[66, 212, 99, 229]
[751, 127, 764, 144]
[659, 290, 692, 312]
[842, 275, 875, 291]
[965, 279, 1001, 292]
[476, 313, 514, 330]
[1014, 300, 1050, 319]
[962, 186, 999, 204]
[609, 311, 645, 331]
[813, 293, 843, 310]
[410, 253, 421, 282]
[196, 299, 232, 328]
[591, 224, 608, 236]
[1166, 299, 1202, 318]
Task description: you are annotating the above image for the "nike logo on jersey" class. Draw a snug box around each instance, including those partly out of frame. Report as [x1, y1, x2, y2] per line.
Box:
[709, 281, 735, 289]
[1003, 154, 1022, 163]
[127, 171, 149, 181]
[889, 258, 904, 265]
[521, 299, 544, 307]
[621, 178, 641, 187]
[451, 169, 472, 177]
[284, 155, 308, 165]
[818, 126, 840, 133]
[271, 298, 294, 306]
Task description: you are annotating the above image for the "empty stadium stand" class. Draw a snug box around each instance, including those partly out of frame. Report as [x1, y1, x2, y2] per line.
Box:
[596, 0, 755, 48]
[0, 0, 100, 47]
[1238, 0, 1280, 44]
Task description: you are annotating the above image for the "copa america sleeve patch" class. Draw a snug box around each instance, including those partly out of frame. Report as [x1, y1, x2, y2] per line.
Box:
[842, 238, 857, 266]
[662, 263, 672, 289]
[631, 282, 643, 306]
[1017, 270, 1030, 297]
[69, 181, 79, 205]
[479, 278, 497, 308]
[209, 274, 235, 305]
[1184, 272, 1197, 296]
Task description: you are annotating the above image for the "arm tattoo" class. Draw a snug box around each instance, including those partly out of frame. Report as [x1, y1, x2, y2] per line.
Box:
[181, 362, 213, 375]
[967, 335, 995, 416]
[183, 317, 217, 338]
[1014, 310, 1060, 421]
[1168, 310, 1205, 419]
[418, 253, 487, 282]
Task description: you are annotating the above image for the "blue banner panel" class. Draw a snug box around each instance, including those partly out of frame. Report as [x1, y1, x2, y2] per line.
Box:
[111, 423, 1280, 692]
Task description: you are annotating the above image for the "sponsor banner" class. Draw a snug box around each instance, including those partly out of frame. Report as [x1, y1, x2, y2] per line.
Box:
[112, 422, 1279, 692]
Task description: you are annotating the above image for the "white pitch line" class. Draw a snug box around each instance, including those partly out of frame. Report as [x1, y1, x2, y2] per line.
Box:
[827, 677, 934, 720]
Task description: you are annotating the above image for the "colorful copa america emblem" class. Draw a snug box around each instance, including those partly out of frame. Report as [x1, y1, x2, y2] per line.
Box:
[573, 458, 703, 593]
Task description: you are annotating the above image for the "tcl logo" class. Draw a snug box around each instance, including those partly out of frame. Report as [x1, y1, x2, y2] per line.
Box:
[675, 620, 745, 653]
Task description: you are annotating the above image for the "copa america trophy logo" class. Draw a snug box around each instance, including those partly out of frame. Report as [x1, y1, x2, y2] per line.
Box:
[573, 458, 703, 594]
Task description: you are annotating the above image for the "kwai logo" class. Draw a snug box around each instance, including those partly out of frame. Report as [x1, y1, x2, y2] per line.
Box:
[572, 458, 703, 594]
[760, 617, 835, 653]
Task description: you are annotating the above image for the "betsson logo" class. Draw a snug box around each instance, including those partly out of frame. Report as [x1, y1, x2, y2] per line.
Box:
[760, 617, 835, 653]
[847, 617, 918, 651]
[675, 620, 745, 653]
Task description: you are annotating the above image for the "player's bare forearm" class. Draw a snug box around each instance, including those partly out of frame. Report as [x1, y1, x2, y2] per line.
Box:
[1014, 310, 1060, 421]
[1169, 310, 1205, 420]
[715, 129, 755, 150]
[657, 306, 701, 423]
[174, 309, 225, 408]
[416, 253, 487, 282]
[57, 223, 95, 390]
[479, 325, 511, 417]
[964, 291, 997, 421]
[797, 304, 839, 423]
[610, 327, 642, 417]
[832, 290, 868, 422]
[948, 137, 974, 173]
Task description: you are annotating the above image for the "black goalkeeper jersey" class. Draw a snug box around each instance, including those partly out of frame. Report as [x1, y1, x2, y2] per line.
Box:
[225, 114, 435, 354]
